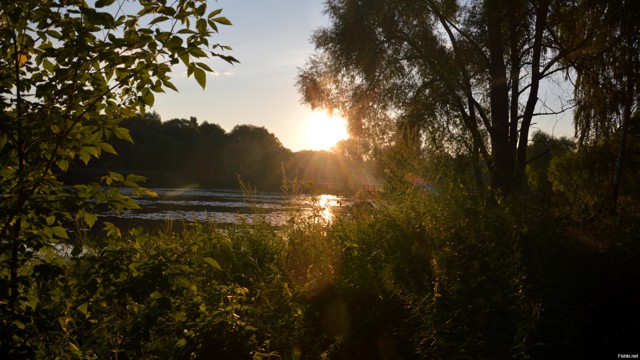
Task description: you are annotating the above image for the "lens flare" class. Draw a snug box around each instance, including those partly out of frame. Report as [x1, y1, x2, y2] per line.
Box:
[307, 111, 349, 150]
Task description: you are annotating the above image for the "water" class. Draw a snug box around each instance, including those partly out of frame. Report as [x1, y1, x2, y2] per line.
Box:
[102, 188, 349, 228]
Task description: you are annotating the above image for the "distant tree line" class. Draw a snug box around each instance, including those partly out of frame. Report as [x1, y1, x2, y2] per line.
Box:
[65, 112, 373, 192]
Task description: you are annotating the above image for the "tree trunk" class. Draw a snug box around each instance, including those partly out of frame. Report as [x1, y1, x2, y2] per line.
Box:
[611, 108, 630, 212]
[515, 0, 549, 190]
[611, 73, 634, 212]
[486, 0, 514, 193]
[610, 17, 637, 213]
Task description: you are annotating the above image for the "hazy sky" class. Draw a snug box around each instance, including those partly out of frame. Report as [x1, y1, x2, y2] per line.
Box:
[152, 0, 575, 152]
[152, 0, 333, 151]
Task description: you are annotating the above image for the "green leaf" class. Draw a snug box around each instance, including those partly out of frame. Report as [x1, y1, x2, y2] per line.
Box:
[141, 89, 155, 106]
[179, 51, 191, 66]
[103, 222, 122, 239]
[78, 151, 91, 165]
[82, 212, 98, 228]
[202, 257, 222, 271]
[77, 302, 89, 316]
[46, 215, 56, 226]
[52, 226, 69, 239]
[149, 15, 169, 26]
[173, 265, 193, 274]
[166, 35, 183, 50]
[133, 187, 158, 197]
[113, 127, 133, 143]
[45, 29, 62, 39]
[207, 19, 219, 33]
[196, 62, 213, 72]
[26, 293, 39, 310]
[95, 0, 116, 8]
[177, 28, 196, 35]
[124, 174, 147, 185]
[208, 9, 223, 18]
[216, 54, 238, 65]
[212, 17, 232, 26]
[175, 311, 187, 322]
[107, 171, 125, 182]
[56, 159, 69, 172]
[196, 4, 207, 17]
[78, 146, 100, 165]
[189, 47, 207, 58]
[193, 67, 206, 89]
[42, 58, 55, 72]
[196, 18, 207, 33]
[99, 142, 117, 155]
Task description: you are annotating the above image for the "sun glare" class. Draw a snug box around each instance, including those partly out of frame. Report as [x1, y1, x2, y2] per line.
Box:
[307, 111, 349, 151]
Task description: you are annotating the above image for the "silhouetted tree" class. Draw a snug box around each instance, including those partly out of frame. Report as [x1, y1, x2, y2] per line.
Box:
[298, 0, 587, 194]
[557, 0, 639, 210]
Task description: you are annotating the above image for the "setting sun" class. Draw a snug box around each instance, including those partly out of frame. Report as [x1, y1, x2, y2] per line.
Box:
[307, 111, 349, 151]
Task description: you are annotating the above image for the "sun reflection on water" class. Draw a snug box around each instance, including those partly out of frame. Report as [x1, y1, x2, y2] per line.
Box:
[315, 194, 343, 224]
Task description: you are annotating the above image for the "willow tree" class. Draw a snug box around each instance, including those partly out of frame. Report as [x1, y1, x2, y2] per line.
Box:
[298, 0, 577, 194]
[1, 0, 235, 352]
[558, 0, 639, 210]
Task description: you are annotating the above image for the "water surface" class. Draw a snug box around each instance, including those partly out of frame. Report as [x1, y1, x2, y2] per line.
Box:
[103, 188, 349, 228]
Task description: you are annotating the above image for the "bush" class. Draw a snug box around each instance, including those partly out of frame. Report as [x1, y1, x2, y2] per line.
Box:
[3, 182, 638, 358]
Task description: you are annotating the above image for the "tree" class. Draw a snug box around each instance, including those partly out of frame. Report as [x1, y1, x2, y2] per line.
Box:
[224, 125, 293, 190]
[525, 131, 575, 197]
[556, 0, 640, 211]
[193, 121, 228, 186]
[298, 0, 578, 194]
[0, 0, 235, 355]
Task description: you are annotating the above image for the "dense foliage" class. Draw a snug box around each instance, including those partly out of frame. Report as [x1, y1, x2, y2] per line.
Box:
[298, 0, 638, 198]
[298, 0, 574, 194]
[1, 0, 236, 355]
[2, 179, 639, 358]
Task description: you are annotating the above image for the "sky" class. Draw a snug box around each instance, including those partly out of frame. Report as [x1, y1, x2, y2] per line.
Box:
[151, 0, 575, 152]
[151, 0, 343, 152]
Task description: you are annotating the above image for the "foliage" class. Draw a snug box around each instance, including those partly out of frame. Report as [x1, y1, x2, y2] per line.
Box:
[23, 232, 261, 359]
[548, 132, 640, 219]
[525, 131, 575, 198]
[298, 0, 584, 193]
[558, 0, 640, 146]
[558, 0, 639, 210]
[1, 0, 236, 356]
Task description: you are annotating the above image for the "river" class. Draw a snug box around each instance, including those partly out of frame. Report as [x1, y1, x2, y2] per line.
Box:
[100, 188, 350, 230]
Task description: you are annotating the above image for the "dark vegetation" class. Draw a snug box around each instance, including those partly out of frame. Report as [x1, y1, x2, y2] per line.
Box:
[2, 0, 639, 359]
[64, 112, 374, 192]
[4, 149, 640, 358]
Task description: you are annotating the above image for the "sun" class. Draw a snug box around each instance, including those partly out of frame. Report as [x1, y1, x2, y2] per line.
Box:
[307, 110, 349, 151]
